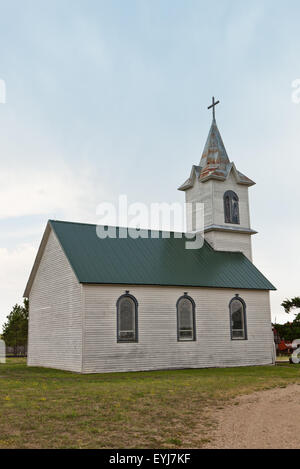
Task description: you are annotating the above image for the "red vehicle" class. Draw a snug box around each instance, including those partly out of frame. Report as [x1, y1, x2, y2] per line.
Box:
[278, 340, 293, 354]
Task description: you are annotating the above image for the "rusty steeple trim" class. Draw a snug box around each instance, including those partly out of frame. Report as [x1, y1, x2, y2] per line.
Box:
[199, 118, 230, 180]
[178, 99, 255, 191]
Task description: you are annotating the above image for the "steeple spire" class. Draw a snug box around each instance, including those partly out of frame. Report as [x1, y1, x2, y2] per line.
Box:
[178, 98, 255, 190]
[199, 96, 230, 178]
[199, 118, 230, 175]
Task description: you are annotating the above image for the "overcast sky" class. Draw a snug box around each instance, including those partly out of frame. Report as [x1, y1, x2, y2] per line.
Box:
[0, 0, 300, 327]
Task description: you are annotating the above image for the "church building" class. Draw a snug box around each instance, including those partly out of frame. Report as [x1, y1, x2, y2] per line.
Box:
[24, 100, 276, 373]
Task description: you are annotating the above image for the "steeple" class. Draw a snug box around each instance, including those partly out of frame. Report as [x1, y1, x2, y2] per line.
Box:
[178, 98, 257, 261]
[178, 115, 255, 191]
[198, 118, 230, 181]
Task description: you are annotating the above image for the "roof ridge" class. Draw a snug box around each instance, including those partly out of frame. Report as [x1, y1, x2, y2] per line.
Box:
[49, 219, 207, 237]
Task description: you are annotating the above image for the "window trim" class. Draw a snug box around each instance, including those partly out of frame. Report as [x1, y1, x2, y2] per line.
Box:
[229, 295, 248, 341]
[116, 292, 138, 343]
[224, 190, 240, 225]
[176, 294, 196, 342]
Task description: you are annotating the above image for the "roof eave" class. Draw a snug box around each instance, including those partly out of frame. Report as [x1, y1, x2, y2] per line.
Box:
[79, 281, 276, 291]
[23, 221, 52, 298]
[204, 224, 258, 235]
[178, 181, 193, 191]
[178, 165, 201, 191]
[230, 163, 256, 186]
[237, 180, 256, 187]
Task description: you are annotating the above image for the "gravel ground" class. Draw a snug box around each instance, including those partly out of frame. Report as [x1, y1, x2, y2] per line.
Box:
[204, 384, 300, 449]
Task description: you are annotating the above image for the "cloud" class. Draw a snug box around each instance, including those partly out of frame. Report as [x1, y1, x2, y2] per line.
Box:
[0, 243, 36, 326]
[0, 152, 112, 327]
[0, 155, 113, 326]
[0, 164, 99, 221]
[0, 224, 44, 242]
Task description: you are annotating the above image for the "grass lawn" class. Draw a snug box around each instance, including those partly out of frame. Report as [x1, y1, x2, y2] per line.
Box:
[0, 358, 299, 449]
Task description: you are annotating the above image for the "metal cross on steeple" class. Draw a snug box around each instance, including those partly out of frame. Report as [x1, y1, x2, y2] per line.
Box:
[207, 96, 220, 121]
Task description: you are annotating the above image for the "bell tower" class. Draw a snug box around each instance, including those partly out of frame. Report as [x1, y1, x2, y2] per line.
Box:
[178, 98, 257, 261]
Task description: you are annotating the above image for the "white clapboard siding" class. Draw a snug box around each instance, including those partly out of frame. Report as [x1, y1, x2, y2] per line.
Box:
[205, 231, 253, 261]
[186, 178, 214, 230]
[185, 171, 253, 260]
[27, 229, 83, 372]
[82, 284, 274, 374]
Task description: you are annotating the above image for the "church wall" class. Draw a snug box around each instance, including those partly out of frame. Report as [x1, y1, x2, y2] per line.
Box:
[82, 284, 273, 374]
[205, 231, 253, 261]
[27, 229, 83, 372]
[185, 179, 213, 231]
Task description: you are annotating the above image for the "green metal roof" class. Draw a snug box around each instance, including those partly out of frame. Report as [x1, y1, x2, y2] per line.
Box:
[50, 220, 275, 291]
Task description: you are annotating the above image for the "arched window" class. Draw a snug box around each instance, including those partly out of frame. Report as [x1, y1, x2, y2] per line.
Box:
[117, 293, 138, 343]
[229, 295, 247, 340]
[224, 191, 240, 224]
[177, 294, 196, 341]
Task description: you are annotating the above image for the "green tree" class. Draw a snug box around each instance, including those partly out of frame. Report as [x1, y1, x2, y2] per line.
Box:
[2, 299, 29, 355]
[274, 297, 300, 343]
[281, 297, 300, 314]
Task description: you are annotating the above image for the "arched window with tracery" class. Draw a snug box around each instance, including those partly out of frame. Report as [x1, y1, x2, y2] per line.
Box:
[177, 294, 196, 341]
[229, 295, 247, 340]
[224, 190, 240, 224]
[117, 293, 138, 343]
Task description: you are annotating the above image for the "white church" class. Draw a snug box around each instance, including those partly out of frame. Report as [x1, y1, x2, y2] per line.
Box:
[24, 100, 276, 373]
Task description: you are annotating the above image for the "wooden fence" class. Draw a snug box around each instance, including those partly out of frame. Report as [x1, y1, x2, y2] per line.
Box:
[6, 345, 27, 357]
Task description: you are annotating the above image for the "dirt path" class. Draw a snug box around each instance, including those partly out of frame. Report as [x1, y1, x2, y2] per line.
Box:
[204, 384, 300, 449]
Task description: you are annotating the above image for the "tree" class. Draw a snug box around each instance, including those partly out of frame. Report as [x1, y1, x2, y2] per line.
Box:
[2, 299, 29, 355]
[273, 297, 300, 343]
[281, 297, 300, 314]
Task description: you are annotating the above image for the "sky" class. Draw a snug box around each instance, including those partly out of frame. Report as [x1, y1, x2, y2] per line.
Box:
[0, 0, 300, 327]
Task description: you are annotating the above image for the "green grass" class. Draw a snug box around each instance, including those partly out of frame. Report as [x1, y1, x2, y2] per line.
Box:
[0, 358, 300, 449]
